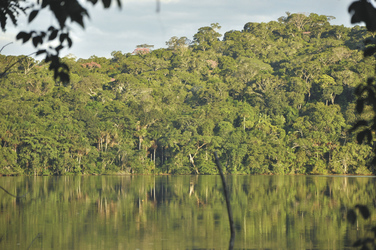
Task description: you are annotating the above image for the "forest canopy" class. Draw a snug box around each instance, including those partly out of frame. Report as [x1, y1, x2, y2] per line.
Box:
[0, 13, 375, 175]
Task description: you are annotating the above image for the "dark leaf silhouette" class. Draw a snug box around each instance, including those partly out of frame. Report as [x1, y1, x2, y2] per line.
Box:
[347, 209, 357, 225]
[16, 32, 31, 44]
[349, 0, 376, 32]
[366, 130, 373, 144]
[102, 0, 111, 8]
[364, 46, 376, 57]
[367, 77, 374, 86]
[32, 36, 43, 47]
[360, 245, 370, 250]
[356, 205, 371, 219]
[28, 10, 39, 23]
[356, 98, 365, 114]
[48, 29, 58, 41]
[350, 120, 368, 133]
[355, 84, 364, 96]
[353, 239, 363, 247]
[36, 49, 46, 56]
[67, 37, 73, 48]
[357, 130, 367, 144]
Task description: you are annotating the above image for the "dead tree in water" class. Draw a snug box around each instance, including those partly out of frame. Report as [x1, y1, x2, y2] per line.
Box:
[214, 152, 235, 250]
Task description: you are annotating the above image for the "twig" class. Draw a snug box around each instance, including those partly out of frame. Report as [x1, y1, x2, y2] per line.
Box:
[214, 151, 235, 250]
[26, 233, 42, 250]
[0, 42, 13, 53]
[0, 51, 37, 77]
[0, 185, 29, 198]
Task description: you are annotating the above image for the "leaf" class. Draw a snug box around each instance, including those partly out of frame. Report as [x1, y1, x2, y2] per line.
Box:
[67, 37, 72, 48]
[349, 0, 376, 32]
[353, 239, 363, 247]
[367, 77, 374, 86]
[368, 88, 376, 103]
[364, 46, 376, 57]
[360, 245, 369, 250]
[356, 99, 365, 114]
[32, 36, 43, 47]
[347, 209, 357, 225]
[41, 0, 48, 8]
[28, 10, 39, 23]
[365, 37, 376, 45]
[350, 120, 368, 133]
[102, 0, 111, 8]
[16, 31, 27, 40]
[71, 14, 85, 28]
[32, 37, 38, 47]
[59, 72, 70, 84]
[36, 49, 46, 56]
[55, 45, 64, 52]
[44, 55, 51, 63]
[357, 130, 367, 144]
[16, 32, 32, 43]
[49, 30, 58, 41]
[356, 205, 370, 219]
[371, 157, 376, 166]
[355, 85, 365, 96]
[59, 33, 68, 43]
[60, 63, 69, 71]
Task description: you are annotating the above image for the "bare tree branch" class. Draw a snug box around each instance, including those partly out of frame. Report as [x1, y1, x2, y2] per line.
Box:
[0, 42, 13, 53]
[0, 185, 29, 198]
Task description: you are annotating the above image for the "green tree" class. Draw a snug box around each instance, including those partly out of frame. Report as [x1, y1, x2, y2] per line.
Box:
[193, 23, 222, 52]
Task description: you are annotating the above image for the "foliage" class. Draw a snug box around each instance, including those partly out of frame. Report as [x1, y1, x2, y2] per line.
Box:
[345, 1, 376, 249]
[0, 13, 374, 175]
[1, 0, 121, 83]
[349, 0, 376, 167]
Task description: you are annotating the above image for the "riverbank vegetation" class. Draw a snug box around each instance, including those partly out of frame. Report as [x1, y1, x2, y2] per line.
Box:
[0, 13, 374, 175]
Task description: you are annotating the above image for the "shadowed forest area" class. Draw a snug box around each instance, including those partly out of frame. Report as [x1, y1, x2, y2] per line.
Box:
[1, 13, 376, 175]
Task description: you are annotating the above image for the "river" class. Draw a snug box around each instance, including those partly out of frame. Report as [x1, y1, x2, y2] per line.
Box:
[0, 175, 375, 249]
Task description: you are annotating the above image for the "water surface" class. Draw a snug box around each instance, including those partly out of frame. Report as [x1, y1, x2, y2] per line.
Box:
[0, 175, 375, 249]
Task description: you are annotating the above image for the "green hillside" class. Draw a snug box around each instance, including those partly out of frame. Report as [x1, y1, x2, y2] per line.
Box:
[0, 13, 374, 175]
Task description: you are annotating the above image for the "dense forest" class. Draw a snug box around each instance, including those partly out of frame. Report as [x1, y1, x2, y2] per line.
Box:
[0, 13, 375, 175]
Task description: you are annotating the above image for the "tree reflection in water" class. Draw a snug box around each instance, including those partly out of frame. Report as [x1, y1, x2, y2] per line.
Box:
[0, 175, 375, 249]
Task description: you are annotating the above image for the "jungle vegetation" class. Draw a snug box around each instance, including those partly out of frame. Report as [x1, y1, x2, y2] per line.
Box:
[1, 13, 375, 175]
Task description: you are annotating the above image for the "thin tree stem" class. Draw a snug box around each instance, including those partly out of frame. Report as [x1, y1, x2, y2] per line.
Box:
[214, 151, 235, 250]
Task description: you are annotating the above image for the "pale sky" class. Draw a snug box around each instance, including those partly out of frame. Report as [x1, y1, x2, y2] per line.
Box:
[0, 0, 358, 59]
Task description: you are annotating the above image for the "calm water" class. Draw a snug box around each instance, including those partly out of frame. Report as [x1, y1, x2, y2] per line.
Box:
[0, 175, 376, 249]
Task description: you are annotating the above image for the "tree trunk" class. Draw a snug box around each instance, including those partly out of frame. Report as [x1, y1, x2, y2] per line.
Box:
[138, 136, 142, 150]
[189, 153, 199, 174]
[153, 148, 156, 164]
[331, 93, 335, 105]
